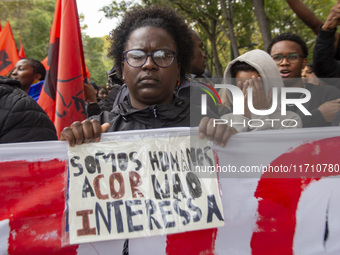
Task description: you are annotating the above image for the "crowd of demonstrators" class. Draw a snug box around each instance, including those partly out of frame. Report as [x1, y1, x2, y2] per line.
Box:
[10, 58, 46, 102]
[1, 4, 340, 254]
[2, 2, 340, 145]
[0, 76, 57, 143]
[219, 49, 302, 132]
[84, 68, 124, 116]
[267, 32, 340, 128]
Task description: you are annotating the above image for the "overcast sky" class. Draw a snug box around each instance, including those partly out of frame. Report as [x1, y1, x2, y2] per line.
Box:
[76, 0, 117, 37]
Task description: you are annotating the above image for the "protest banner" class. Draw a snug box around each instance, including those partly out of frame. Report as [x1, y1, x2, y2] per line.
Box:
[66, 129, 224, 244]
[0, 127, 339, 254]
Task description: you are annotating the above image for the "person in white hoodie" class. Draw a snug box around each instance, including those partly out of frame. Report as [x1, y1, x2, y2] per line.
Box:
[219, 49, 302, 132]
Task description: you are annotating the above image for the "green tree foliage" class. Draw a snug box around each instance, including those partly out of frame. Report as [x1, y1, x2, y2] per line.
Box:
[83, 35, 112, 87]
[99, 0, 138, 18]
[0, 0, 55, 61]
[0, 0, 33, 22]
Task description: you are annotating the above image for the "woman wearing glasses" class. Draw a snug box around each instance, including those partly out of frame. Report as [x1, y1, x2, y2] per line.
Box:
[61, 5, 235, 147]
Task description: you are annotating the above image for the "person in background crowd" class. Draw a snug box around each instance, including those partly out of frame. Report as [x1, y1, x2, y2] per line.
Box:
[313, 1, 340, 84]
[0, 76, 57, 143]
[301, 63, 322, 86]
[85, 69, 124, 116]
[285, 0, 340, 87]
[219, 49, 302, 132]
[10, 58, 46, 102]
[98, 87, 108, 101]
[174, 29, 227, 116]
[189, 29, 207, 78]
[89, 81, 99, 98]
[96, 86, 118, 113]
[104, 68, 124, 110]
[61, 5, 235, 148]
[267, 33, 340, 127]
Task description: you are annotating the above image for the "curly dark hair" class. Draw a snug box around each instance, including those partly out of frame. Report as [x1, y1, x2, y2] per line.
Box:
[108, 5, 194, 80]
[230, 61, 258, 78]
[25, 58, 46, 80]
[266, 32, 308, 58]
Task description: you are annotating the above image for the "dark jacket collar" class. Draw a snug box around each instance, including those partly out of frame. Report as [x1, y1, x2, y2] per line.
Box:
[0, 76, 21, 88]
[112, 97, 190, 127]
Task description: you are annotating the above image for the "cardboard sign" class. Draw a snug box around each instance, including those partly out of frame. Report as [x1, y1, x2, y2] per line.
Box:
[67, 130, 224, 244]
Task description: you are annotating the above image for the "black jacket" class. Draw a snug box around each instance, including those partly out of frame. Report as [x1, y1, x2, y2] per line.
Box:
[0, 77, 57, 143]
[90, 98, 193, 132]
[89, 96, 219, 132]
[286, 83, 340, 127]
[110, 77, 222, 116]
[313, 27, 340, 88]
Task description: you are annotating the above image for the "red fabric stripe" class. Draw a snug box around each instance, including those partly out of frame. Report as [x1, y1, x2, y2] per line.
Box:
[166, 228, 217, 255]
[0, 159, 78, 254]
[251, 137, 340, 254]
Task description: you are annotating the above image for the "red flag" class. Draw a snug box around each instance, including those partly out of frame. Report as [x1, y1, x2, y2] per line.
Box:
[41, 56, 48, 70]
[0, 22, 20, 76]
[0, 19, 2, 33]
[38, 0, 87, 138]
[18, 34, 26, 59]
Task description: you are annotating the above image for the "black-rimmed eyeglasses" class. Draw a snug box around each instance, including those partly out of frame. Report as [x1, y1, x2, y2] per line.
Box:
[122, 49, 176, 68]
[271, 53, 303, 64]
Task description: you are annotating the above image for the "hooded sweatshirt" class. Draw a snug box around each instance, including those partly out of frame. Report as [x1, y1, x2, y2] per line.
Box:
[219, 49, 302, 132]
